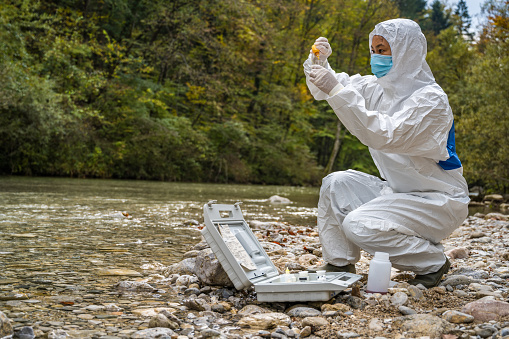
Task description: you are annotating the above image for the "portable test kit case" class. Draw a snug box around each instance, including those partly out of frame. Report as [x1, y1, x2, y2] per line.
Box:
[201, 201, 362, 302]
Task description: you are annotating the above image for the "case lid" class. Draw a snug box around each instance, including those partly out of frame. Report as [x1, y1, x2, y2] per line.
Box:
[202, 202, 279, 288]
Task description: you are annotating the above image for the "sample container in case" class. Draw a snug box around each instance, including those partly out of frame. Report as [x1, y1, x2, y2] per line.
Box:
[202, 201, 362, 302]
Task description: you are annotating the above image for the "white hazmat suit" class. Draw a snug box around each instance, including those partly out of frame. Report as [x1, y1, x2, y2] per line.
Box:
[303, 19, 470, 275]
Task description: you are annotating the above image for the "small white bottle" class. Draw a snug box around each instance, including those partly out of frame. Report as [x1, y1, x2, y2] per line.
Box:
[298, 271, 309, 282]
[317, 270, 327, 281]
[366, 252, 392, 294]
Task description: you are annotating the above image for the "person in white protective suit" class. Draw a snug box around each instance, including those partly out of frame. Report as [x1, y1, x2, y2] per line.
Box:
[303, 18, 470, 288]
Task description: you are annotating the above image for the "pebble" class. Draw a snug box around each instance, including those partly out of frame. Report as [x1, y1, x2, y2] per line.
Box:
[14, 326, 34, 339]
[368, 318, 383, 331]
[321, 303, 350, 313]
[47, 329, 69, 338]
[148, 314, 179, 329]
[286, 307, 321, 317]
[238, 313, 291, 330]
[390, 292, 408, 306]
[97, 269, 142, 277]
[406, 285, 424, 300]
[239, 305, 269, 315]
[301, 316, 328, 328]
[300, 326, 312, 337]
[442, 310, 475, 323]
[345, 296, 366, 309]
[393, 314, 453, 338]
[441, 275, 475, 287]
[445, 247, 470, 259]
[475, 326, 495, 338]
[453, 289, 469, 297]
[131, 327, 175, 338]
[338, 332, 361, 338]
[398, 305, 417, 315]
[115, 280, 155, 291]
[0, 311, 13, 338]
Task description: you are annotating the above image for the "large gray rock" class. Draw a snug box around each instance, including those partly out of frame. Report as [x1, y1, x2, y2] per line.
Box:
[193, 248, 233, 286]
[461, 296, 509, 322]
[0, 311, 13, 338]
[267, 195, 291, 204]
[393, 314, 453, 338]
[164, 257, 196, 276]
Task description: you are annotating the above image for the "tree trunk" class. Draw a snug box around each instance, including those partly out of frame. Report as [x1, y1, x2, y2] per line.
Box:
[324, 121, 344, 175]
[323, 0, 378, 175]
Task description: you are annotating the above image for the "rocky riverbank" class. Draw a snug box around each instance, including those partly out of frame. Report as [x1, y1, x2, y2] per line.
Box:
[1, 213, 509, 339]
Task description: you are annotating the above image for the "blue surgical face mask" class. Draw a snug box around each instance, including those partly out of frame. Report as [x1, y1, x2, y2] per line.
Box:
[370, 54, 393, 78]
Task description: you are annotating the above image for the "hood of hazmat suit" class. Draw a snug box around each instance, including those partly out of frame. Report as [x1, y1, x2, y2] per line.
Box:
[303, 19, 470, 275]
[303, 18, 469, 199]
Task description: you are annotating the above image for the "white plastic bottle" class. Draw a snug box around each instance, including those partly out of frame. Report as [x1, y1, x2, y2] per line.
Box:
[366, 252, 392, 294]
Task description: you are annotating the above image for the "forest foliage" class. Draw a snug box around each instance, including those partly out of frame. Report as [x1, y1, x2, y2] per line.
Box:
[0, 0, 508, 191]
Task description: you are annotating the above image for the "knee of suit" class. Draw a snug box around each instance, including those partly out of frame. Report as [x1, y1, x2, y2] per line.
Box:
[322, 171, 351, 188]
[343, 210, 366, 243]
[320, 171, 357, 198]
[342, 209, 384, 245]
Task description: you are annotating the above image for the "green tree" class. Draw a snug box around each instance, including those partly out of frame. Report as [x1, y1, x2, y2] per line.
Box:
[455, 0, 509, 192]
[426, 26, 474, 99]
[6, 0, 504, 190]
[454, 0, 474, 39]
[394, 0, 427, 20]
[426, 0, 451, 35]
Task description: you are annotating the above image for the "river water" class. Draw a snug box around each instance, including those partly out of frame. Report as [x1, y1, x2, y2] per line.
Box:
[0, 176, 319, 277]
[0, 176, 496, 282]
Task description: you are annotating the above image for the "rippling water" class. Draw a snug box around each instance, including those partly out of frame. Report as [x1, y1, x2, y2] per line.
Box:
[2, 176, 494, 280]
[0, 177, 319, 276]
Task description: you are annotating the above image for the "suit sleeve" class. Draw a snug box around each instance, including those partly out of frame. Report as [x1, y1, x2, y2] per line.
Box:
[326, 84, 452, 160]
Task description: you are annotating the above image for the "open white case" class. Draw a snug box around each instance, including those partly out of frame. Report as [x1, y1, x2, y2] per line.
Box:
[202, 201, 362, 302]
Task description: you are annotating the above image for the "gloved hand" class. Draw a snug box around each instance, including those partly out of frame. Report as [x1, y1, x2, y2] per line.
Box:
[310, 37, 332, 66]
[309, 65, 339, 95]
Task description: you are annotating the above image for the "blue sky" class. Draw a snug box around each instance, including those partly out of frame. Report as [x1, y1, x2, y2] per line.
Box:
[438, 0, 487, 31]
[462, 0, 486, 30]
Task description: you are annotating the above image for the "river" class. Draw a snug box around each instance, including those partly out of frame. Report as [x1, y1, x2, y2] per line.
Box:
[0, 176, 320, 275]
[0, 176, 496, 278]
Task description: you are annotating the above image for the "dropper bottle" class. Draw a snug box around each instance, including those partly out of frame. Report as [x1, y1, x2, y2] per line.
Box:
[284, 267, 292, 283]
